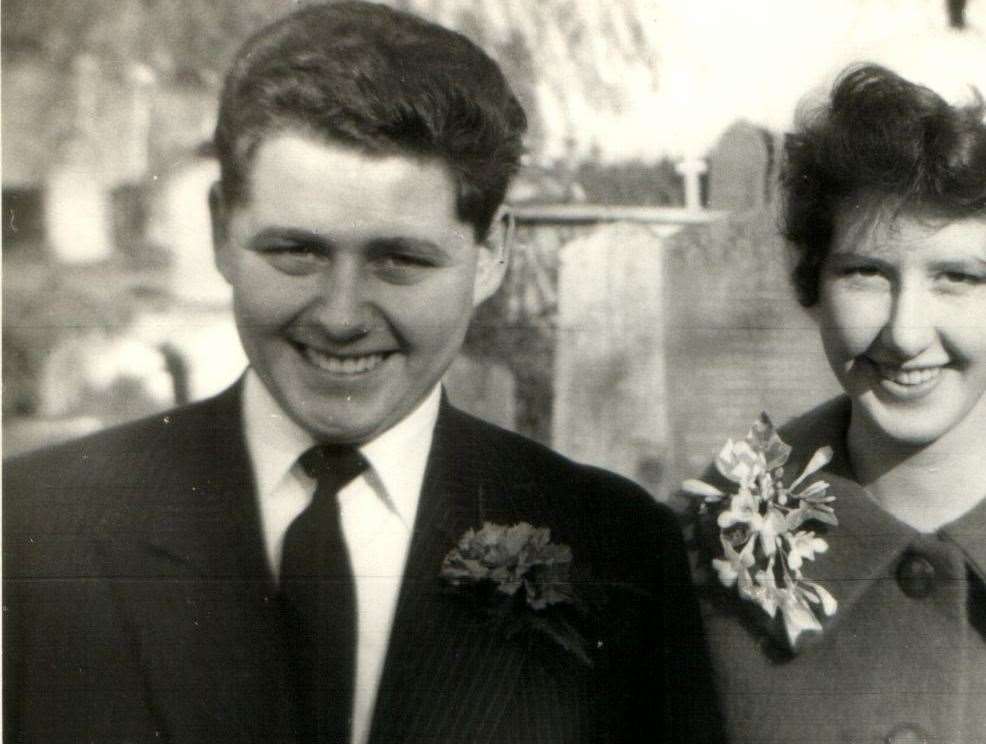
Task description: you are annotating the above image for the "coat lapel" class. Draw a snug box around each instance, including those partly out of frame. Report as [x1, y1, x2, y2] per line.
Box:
[94, 385, 298, 742]
[368, 400, 532, 744]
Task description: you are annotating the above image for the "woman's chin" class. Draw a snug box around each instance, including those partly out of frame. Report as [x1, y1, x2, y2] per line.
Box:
[853, 387, 977, 450]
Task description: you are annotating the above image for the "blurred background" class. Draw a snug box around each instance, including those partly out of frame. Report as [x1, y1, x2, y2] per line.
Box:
[4, 0, 985, 499]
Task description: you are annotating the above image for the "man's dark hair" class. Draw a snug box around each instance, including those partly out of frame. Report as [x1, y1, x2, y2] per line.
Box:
[782, 63, 986, 307]
[214, 0, 527, 240]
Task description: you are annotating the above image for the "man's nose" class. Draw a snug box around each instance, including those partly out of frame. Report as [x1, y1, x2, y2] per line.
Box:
[878, 282, 936, 359]
[310, 261, 373, 341]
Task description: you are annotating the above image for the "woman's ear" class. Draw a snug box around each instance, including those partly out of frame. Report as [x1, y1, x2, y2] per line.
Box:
[472, 206, 513, 307]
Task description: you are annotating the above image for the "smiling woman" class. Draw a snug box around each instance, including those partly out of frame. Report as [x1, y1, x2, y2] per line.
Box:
[819, 206, 986, 487]
[691, 63, 986, 744]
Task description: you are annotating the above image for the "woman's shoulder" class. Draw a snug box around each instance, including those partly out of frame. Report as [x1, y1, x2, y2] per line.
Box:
[778, 396, 850, 454]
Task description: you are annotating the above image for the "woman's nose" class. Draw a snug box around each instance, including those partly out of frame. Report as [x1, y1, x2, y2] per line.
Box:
[877, 282, 936, 359]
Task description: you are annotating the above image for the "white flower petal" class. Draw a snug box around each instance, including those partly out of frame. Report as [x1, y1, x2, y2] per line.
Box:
[794, 480, 830, 500]
[781, 596, 822, 648]
[789, 446, 834, 490]
[712, 558, 739, 588]
[682, 479, 724, 500]
[806, 581, 838, 616]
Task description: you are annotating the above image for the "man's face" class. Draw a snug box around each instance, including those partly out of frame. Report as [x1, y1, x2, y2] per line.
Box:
[213, 131, 506, 444]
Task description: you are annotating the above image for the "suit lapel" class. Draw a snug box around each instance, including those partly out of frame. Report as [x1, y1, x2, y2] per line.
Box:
[94, 384, 298, 742]
[368, 400, 531, 744]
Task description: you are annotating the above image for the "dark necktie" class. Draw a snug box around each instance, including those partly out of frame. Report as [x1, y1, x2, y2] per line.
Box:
[280, 444, 368, 744]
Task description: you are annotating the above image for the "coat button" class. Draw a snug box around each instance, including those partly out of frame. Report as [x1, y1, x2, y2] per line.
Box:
[896, 552, 935, 599]
[885, 723, 929, 744]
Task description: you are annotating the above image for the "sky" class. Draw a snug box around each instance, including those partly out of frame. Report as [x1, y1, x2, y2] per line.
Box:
[523, 0, 986, 161]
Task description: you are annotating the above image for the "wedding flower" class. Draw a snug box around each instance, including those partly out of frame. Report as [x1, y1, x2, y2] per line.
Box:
[683, 413, 839, 649]
[441, 522, 574, 610]
[441, 522, 594, 664]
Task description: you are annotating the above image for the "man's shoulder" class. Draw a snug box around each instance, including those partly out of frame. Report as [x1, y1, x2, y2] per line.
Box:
[445, 404, 640, 484]
[441, 404, 676, 530]
[3, 387, 243, 528]
[6, 389, 239, 478]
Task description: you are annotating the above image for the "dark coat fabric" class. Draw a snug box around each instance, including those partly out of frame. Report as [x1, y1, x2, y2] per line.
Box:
[696, 397, 986, 744]
[4, 384, 723, 744]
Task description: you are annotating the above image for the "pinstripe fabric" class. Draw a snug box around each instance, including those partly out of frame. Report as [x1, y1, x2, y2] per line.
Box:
[4, 384, 724, 744]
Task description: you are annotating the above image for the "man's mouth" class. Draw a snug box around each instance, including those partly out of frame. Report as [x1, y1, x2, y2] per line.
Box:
[301, 347, 390, 375]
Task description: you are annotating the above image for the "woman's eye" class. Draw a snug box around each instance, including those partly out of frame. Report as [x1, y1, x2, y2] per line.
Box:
[938, 271, 982, 285]
[840, 265, 881, 278]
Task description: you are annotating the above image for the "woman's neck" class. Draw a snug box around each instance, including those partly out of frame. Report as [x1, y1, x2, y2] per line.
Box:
[847, 405, 986, 533]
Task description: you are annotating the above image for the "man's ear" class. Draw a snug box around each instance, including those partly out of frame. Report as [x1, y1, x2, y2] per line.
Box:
[208, 181, 234, 283]
[472, 206, 513, 308]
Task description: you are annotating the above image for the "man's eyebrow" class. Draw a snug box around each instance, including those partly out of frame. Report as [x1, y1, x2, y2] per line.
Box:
[367, 236, 446, 253]
[248, 227, 327, 245]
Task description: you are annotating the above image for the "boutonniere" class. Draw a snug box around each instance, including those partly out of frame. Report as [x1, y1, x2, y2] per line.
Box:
[440, 521, 594, 666]
[683, 413, 838, 650]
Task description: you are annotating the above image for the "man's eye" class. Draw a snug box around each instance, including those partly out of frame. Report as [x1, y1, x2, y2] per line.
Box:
[380, 254, 432, 267]
[258, 243, 326, 275]
[374, 254, 436, 280]
[260, 241, 321, 256]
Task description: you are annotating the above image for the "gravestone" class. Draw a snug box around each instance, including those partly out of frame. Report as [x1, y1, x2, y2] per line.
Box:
[707, 120, 772, 213]
[37, 331, 174, 420]
[552, 221, 677, 496]
[148, 156, 231, 304]
[129, 307, 247, 402]
[44, 163, 113, 263]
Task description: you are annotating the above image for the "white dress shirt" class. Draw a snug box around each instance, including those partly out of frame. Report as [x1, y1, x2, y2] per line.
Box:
[242, 371, 439, 744]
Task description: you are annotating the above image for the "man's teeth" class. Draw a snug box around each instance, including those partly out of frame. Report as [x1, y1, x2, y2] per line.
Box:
[304, 348, 386, 374]
[879, 366, 941, 386]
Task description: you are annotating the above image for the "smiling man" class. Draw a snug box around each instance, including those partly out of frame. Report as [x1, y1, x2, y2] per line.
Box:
[3, 4, 722, 743]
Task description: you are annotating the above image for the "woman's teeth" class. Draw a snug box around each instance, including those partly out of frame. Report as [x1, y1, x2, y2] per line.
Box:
[304, 348, 387, 374]
[878, 366, 941, 386]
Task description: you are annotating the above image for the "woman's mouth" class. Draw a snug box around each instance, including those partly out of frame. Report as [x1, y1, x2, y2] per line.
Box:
[870, 362, 945, 399]
[877, 365, 942, 386]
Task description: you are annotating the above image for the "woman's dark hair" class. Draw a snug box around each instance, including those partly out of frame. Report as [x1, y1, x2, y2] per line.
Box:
[214, 1, 527, 241]
[782, 63, 986, 306]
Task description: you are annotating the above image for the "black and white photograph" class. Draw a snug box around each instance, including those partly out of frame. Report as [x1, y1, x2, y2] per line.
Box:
[3, 1, 985, 742]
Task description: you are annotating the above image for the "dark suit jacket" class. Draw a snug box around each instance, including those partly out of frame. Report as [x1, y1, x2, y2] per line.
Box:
[4, 384, 722, 743]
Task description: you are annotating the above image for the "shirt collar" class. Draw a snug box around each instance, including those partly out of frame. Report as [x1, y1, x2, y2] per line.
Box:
[242, 369, 440, 525]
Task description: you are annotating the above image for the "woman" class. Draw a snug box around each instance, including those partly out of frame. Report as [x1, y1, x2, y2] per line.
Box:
[691, 64, 986, 744]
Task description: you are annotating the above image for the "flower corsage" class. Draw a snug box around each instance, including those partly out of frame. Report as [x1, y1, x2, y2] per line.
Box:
[683, 413, 838, 649]
[440, 521, 595, 665]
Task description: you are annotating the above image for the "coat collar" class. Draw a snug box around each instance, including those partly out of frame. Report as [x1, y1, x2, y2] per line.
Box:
[773, 396, 986, 651]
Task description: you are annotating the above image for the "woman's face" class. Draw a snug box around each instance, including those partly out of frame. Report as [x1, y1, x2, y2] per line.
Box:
[817, 206, 986, 447]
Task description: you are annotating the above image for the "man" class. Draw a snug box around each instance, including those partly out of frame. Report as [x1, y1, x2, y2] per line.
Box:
[3, 3, 722, 742]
